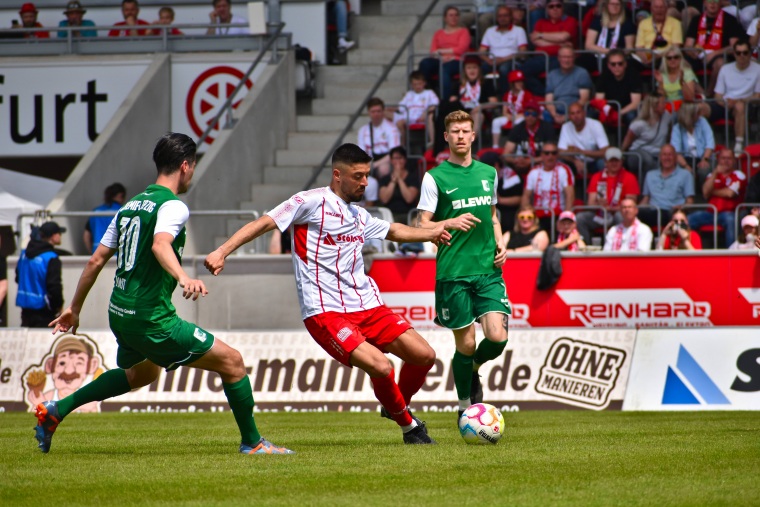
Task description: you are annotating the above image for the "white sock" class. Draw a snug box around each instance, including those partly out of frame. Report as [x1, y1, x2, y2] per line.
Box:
[401, 420, 419, 433]
[458, 398, 471, 411]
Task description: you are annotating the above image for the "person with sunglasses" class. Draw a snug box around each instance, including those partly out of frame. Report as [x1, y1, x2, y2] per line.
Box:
[654, 46, 710, 115]
[521, 141, 575, 233]
[519, 0, 578, 96]
[711, 40, 760, 156]
[504, 204, 550, 252]
[417, 110, 511, 423]
[593, 49, 643, 127]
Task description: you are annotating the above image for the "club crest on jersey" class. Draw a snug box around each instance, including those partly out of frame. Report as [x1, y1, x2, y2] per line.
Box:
[451, 196, 492, 209]
[193, 328, 207, 342]
[441, 308, 450, 320]
[482, 180, 490, 191]
[336, 327, 352, 342]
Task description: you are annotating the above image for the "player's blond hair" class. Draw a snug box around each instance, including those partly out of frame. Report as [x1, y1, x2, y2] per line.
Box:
[444, 110, 474, 131]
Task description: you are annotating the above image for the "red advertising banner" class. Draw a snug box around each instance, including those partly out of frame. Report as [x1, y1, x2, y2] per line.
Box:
[369, 253, 760, 328]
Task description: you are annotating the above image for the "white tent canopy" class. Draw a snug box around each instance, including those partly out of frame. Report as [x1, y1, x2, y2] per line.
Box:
[0, 168, 63, 230]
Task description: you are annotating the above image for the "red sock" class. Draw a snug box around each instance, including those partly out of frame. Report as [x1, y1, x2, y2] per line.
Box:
[370, 369, 412, 426]
[398, 362, 433, 406]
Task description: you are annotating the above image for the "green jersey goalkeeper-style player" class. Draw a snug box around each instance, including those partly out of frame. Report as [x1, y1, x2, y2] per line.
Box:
[416, 110, 511, 421]
[38, 133, 293, 455]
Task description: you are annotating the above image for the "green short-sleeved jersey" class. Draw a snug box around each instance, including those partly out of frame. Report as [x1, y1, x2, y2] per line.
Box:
[428, 159, 498, 280]
[108, 184, 186, 331]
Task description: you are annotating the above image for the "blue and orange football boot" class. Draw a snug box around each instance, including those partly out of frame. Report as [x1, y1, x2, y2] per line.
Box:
[34, 401, 62, 453]
[239, 437, 295, 455]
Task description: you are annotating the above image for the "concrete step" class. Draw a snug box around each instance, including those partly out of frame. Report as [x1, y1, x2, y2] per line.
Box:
[312, 97, 365, 116]
[297, 114, 350, 131]
[347, 48, 418, 66]
[264, 165, 332, 186]
[381, 0, 447, 16]
[322, 82, 407, 100]
[317, 63, 408, 84]
[275, 148, 325, 167]
[358, 32, 436, 51]
[244, 184, 302, 212]
[356, 14, 439, 34]
[287, 131, 359, 151]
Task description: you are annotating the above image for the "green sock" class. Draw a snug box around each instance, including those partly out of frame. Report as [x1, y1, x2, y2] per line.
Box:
[452, 350, 474, 402]
[473, 339, 508, 366]
[223, 376, 261, 446]
[57, 368, 131, 418]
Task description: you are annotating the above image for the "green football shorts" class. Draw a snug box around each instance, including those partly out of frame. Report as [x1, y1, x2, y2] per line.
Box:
[434, 272, 512, 329]
[110, 315, 215, 371]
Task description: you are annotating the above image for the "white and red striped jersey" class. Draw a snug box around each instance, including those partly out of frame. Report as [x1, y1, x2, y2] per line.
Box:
[266, 187, 391, 320]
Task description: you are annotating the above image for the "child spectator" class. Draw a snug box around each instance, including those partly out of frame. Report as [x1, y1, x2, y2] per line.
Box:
[554, 211, 586, 251]
[728, 214, 759, 250]
[491, 70, 538, 149]
[393, 71, 439, 150]
[152, 6, 183, 35]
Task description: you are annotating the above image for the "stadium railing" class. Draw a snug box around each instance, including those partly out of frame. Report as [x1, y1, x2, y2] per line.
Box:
[680, 203, 719, 248]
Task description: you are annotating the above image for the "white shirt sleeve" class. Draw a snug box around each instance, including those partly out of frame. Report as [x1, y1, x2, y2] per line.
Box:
[266, 192, 319, 232]
[99, 215, 119, 249]
[637, 224, 653, 251]
[593, 120, 610, 149]
[362, 209, 392, 240]
[516, 26, 528, 46]
[155, 200, 190, 237]
[417, 172, 439, 213]
[492, 172, 498, 202]
[357, 124, 371, 154]
[558, 123, 570, 150]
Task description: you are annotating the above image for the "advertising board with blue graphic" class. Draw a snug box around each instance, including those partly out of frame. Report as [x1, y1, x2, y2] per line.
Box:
[623, 328, 760, 411]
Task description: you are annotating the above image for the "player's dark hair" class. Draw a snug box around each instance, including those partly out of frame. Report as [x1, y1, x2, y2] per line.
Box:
[104, 183, 126, 203]
[332, 143, 372, 168]
[153, 133, 197, 176]
[366, 97, 385, 110]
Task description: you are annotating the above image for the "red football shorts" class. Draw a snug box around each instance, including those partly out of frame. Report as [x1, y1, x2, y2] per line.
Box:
[303, 306, 413, 366]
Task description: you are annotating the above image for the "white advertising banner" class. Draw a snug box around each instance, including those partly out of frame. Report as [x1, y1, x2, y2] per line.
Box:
[623, 328, 760, 411]
[0, 328, 636, 413]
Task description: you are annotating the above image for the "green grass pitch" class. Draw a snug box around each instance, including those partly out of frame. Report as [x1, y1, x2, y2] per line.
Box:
[2, 411, 758, 506]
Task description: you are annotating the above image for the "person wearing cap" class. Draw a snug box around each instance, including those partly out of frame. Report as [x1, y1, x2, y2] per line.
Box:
[603, 197, 653, 251]
[479, 6, 528, 95]
[576, 146, 640, 244]
[15, 3, 49, 38]
[84, 183, 127, 254]
[687, 148, 745, 247]
[729, 214, 759, 250]
[15, 221, 69, 328]
[58, 1, 96, 38]
[503, 100, 557, 173]
[554, 211, 586, 251]
[108, 0, 150, 37]
[491, 69, 540, 149]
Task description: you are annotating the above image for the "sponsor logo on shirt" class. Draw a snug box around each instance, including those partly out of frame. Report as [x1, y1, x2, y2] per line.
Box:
[326, 211, 342, 218]
[292, 196, 305, 204]
[451, 196, 492, 209]
[193, 328, 207, 342]
[323, 232, 364, 245]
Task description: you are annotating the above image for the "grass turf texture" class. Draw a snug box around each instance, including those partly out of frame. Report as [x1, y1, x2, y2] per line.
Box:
[1, 411, 757, 506]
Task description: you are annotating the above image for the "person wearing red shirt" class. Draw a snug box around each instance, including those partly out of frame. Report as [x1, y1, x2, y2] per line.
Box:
[16, 3, 49, 39]
[658, 208, 702, 250]
[152, 6, 183, 36]
[517, 0, 578, 96]
[576, 147, 640, 243]
[108, 0, 150, 37]
[687, 148, 745, 247]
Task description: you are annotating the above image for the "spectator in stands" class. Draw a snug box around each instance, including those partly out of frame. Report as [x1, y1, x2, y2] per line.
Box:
[655, 46, 709, 113]
[554, 211, 586, 251]
[460, 0, 500, 45]
[591, 49, 643, 126]
[152, 6, 183, 36]
[683, 0, 743, 96]
[58, 1, 96, 38]
[544, 47, 593, 124]
[84, 183, 126, 254]
[445, 57, 499, 135]
[728, 214, 759, 249]
[726, 0, 758, 31]
[394, 71, 439, 150]
[478, 150, 523, 232]
[108, 0, 150, 37]
[504, 204, 550, 252]
[558, 102, 609, 179]
[576, 147, 640, 243]
[657, 208, 702, 249]
[491, 70, 538, 149]
[635, 0, 683, 66]
[639, 143, 695, 228]
[358, 97, 401, 179]
[748, 15, 760, 54]
[687, 148, 745, 246]
[519, 0, 578, 96]
[621, 93, 673, 176]
[15, 3, 49, 38]
[206, 0, 249, 36]
[418, 6, 471, 101]
[581, 0, 636, 74]
[670, 102, 715, 186]
[377, 147, 421, 224]
[521, 141, 575, 232]
[711, 41, 760, 156]
[330, 0, 355, 51]
[479, 6, 528, 95]
[503, 100, 556, 173]
[603, 197, 654, 251]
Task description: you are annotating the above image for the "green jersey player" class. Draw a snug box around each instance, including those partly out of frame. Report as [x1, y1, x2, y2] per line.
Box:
[38, 133, 293, 455]
[417, 110, 511, 421]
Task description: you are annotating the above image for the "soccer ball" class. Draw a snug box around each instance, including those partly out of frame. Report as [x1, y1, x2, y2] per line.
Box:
[458, 403, 505, 445]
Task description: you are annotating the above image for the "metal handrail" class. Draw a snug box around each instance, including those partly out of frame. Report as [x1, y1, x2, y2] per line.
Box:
[572, 204, 611, 238]
[303, 0, 442, 191]
[196, 22, 285, 151]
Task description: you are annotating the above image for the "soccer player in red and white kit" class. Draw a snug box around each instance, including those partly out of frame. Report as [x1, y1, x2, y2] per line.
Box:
[205, 144, 473, 444]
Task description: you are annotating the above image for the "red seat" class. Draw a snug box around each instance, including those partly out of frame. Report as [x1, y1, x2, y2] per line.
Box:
[409, 123, 426, 131]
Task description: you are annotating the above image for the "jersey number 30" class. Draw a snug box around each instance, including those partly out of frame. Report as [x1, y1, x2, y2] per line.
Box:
[118, 216, 141, 271]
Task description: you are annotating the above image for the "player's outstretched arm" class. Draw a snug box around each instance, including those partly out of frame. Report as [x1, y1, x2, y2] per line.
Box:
[153, 233, 208, 300]
[50, 244, 115, 334]
[416, 210, 481, 232]
[386, 222, 452, 245]
[205, 215, 278, 275]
